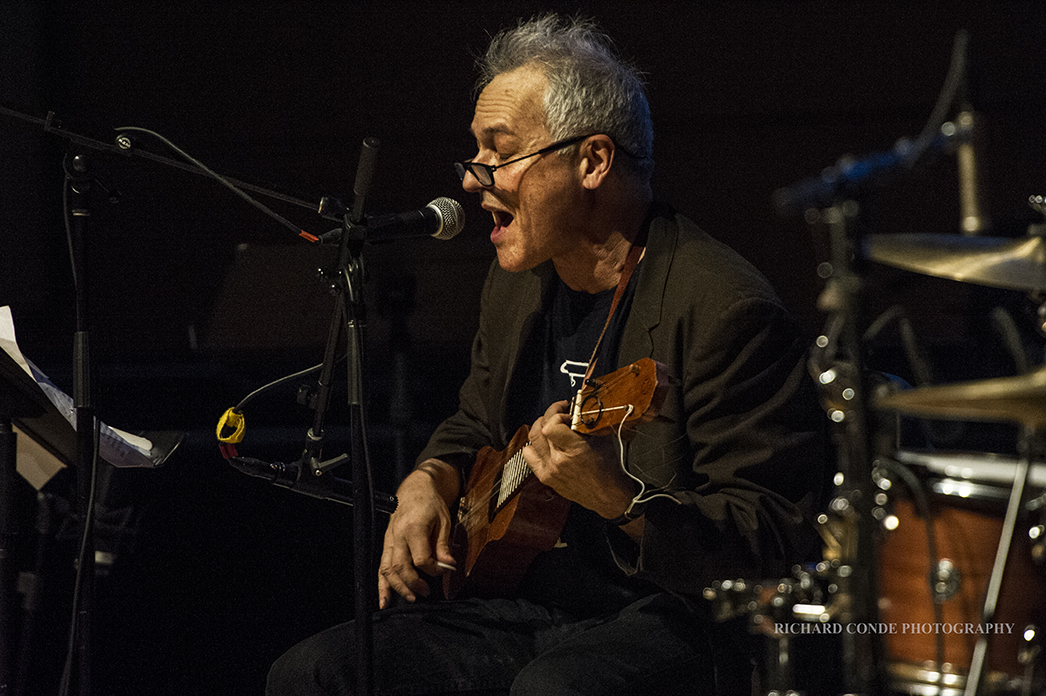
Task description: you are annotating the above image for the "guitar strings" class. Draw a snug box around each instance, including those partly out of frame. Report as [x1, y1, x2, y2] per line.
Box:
[496, 446, 531, 509]
[455, 397, 649, 533]
[457, 442, 533, 533]
[578, 403, 632, 420]
[455, 364, 657, 532]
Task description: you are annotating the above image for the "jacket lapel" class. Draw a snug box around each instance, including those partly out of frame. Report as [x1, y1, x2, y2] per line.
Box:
[619, 207, 676, 366]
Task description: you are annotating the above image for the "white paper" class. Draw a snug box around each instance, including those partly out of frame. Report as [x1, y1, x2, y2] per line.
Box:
[12, 424, 65, 490]
[2, 306, 158, 471]
[0, 306, 33, 378]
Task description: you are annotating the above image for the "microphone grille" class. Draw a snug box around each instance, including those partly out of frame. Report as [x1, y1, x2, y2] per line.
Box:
[428, 197, 465, 240]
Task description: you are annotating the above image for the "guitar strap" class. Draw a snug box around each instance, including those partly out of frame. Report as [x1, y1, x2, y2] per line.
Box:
[579, 236, 645, 390]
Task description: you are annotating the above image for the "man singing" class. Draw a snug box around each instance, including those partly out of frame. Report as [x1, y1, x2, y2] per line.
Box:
[268, 13, 829, 695]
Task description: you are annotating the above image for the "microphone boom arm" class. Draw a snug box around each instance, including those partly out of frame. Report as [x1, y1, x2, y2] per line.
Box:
[227, 455, 397, 514]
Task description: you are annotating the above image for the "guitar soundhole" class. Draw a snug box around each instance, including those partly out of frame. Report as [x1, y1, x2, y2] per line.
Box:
[579, 393, 604, 428]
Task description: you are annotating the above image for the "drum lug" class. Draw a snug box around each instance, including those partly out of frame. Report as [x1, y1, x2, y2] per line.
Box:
[1030, 524, 1045, 565]
[930, 558, 961, 602]
[1019, 624, 1040, 666]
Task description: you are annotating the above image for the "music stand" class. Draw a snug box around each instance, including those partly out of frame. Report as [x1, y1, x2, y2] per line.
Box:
[0, 342, 61, 695]
[0, 331, 182, 696]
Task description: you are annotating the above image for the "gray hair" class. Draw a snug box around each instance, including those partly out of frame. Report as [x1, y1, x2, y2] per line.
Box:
[477, 14, 654, 181]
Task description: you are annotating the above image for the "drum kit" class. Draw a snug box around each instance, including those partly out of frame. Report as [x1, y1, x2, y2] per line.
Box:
[705, 198, 1046, 695]
[872, 220, 1046, 696]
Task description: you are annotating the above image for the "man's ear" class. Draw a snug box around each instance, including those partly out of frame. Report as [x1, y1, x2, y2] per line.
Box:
[578, 135, 616, 190]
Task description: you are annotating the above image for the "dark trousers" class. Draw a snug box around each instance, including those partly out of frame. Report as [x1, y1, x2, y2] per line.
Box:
[265, 591, 753, 695]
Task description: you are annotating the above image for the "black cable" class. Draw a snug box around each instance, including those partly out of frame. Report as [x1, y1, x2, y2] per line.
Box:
[340, 293, 375, 515]
[56, 166, 103, 696]
[990, 306, 1031, 376]
[112, 126, 313, 240]
[61, 170, 80, 293]
[234, 362, 326, 413]
[908, 29, 969, 167]
[57, 416, 100, 696]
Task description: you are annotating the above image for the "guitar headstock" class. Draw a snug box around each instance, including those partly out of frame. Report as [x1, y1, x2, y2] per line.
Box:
[570, 358, 674, 435]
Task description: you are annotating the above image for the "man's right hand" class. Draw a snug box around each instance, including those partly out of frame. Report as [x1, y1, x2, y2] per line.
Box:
[377, 458, 461, 609]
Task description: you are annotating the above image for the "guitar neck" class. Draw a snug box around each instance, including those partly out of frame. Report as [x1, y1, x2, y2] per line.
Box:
[496, 443, 532, 511]
[485, 358, 671, 521]
[498, 383, 595, 510]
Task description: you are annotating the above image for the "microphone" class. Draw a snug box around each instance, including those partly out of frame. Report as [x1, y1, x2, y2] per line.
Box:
[955, 110, 989, 235]
[953, 32, 989, 236]
[319, 197, 464, 244]
[227, 455, 398, 513]
[771, 137, 937, 216]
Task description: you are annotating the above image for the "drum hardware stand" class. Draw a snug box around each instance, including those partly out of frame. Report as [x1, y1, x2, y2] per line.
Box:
[1028, 493, 1046, 566]
[704, 200, 890, 696]
[964, 426, 1043, 696]
[1025, 197, 1046, 344]
[807, 200, 890, 696]
[704, 566, 842, 696]
[766, 38, 974, 692]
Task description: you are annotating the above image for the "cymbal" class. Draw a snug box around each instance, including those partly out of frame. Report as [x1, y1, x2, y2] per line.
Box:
[865, 233, 1046, 292]
[876, 365, 1046, 427]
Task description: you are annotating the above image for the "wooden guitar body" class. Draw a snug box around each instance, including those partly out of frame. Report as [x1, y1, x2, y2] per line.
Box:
[443, 358, 672, 599]
[444, 425, 572, 599]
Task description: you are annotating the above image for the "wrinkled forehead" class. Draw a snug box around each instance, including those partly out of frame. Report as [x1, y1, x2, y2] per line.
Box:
[470, 65, 549, 144]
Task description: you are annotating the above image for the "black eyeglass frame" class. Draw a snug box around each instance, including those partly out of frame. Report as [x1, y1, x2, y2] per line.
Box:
[454, 133, 596, 187]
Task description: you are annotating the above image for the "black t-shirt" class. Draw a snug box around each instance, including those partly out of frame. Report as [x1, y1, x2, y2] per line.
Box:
[515, 268, 653, 615]
[538, 277, 629, 411]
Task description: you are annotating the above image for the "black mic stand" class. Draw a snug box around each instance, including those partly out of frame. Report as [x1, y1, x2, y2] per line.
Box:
[302, 230, 377, 696]
[62, 152, 99, 696]
[295, 138, 381, 696]
[5, 106, 392, 694]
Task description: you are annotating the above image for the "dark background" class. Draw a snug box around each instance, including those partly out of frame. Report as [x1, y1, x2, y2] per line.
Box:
[2, 1, 1044, 693]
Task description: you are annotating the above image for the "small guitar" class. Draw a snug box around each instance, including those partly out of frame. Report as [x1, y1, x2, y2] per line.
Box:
[443, 357, 673, 599]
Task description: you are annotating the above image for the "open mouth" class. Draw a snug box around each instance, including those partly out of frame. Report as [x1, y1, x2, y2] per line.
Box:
[492, 210, 514, 229]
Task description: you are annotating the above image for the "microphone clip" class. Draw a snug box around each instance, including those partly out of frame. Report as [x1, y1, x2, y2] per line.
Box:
[318, 195, 347, 222]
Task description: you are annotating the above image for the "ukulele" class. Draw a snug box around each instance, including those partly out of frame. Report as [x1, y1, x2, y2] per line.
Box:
[443, 357, 673, 599]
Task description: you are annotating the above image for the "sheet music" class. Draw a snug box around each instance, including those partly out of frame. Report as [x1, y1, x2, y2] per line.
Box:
[1, 305, 160, 470]
[0, 305, 33, 377]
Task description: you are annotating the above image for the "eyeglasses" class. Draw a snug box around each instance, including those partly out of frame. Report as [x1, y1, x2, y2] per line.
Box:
[454, 134, 594, 187]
